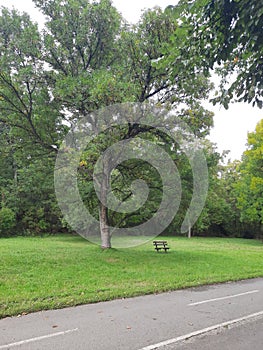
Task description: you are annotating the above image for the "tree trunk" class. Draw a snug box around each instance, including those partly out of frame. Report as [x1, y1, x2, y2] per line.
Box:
[100, 202, 111, 249]
[188, 224, 192, 239]
[99, 157, 111, 249]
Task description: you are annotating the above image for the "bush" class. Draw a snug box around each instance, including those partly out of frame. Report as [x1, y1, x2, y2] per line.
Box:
[0, 207, 16, 237]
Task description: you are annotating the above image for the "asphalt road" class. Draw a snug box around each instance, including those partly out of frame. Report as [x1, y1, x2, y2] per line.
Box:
[1, 278, 263, 349]
[168, 316, 263, 350]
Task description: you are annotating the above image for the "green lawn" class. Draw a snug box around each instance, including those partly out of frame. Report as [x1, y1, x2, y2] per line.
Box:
[0, 235, 263, 318]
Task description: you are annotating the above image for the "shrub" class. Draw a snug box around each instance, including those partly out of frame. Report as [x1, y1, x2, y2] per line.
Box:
[0, 207, 16, 237]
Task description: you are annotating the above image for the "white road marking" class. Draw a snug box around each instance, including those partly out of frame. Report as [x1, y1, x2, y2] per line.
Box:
[188, 290, 259, 306]
[138, 310, 263, 350]
[0, 328, 78, 349]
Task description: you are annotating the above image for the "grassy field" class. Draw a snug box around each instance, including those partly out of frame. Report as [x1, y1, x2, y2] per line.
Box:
[0, 235, 263, 319]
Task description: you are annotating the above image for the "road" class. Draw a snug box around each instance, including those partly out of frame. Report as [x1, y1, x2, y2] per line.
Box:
[0, 278, 263, 349]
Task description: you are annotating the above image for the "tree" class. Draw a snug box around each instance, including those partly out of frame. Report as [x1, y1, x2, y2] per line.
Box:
[201, 0, 263, 108]
[179, 141, 233, 238]
[164, 0, 263, 108]
[235, 120, 263, 235]
[0, 8, 62, 154]
[217, 160, 244, 237]
[0, 1, 214, 248]
[0, 1, 126, 244]
[73, 7, 214, 247]
[0, 120, 64, 235]
[0, 7, 66, 235]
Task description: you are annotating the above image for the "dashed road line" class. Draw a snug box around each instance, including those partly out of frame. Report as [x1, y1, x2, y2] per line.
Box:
[188, 290, 259, 306]
[0, 328, 79, 349]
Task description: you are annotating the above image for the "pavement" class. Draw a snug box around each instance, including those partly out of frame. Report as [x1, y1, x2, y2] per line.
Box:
[1, 278, 263, 349]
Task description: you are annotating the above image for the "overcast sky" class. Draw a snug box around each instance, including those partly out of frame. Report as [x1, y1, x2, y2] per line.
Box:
[0, 0, 261, 161]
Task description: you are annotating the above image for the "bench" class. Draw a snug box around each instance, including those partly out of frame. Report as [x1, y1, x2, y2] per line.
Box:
[153, 240, 170, 252]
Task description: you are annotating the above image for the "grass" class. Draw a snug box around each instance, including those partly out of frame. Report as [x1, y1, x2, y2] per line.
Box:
[0, 234, 263, 318]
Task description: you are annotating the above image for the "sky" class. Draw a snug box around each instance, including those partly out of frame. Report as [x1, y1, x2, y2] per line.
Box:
[0, 0, 262, 161]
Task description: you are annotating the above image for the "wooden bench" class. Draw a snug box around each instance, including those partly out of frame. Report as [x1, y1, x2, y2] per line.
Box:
[153, 240, 170, 252]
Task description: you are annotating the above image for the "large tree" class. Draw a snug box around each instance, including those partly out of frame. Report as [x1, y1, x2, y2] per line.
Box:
[70, 7, 213, 247]
[0, 0, 214, 247]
